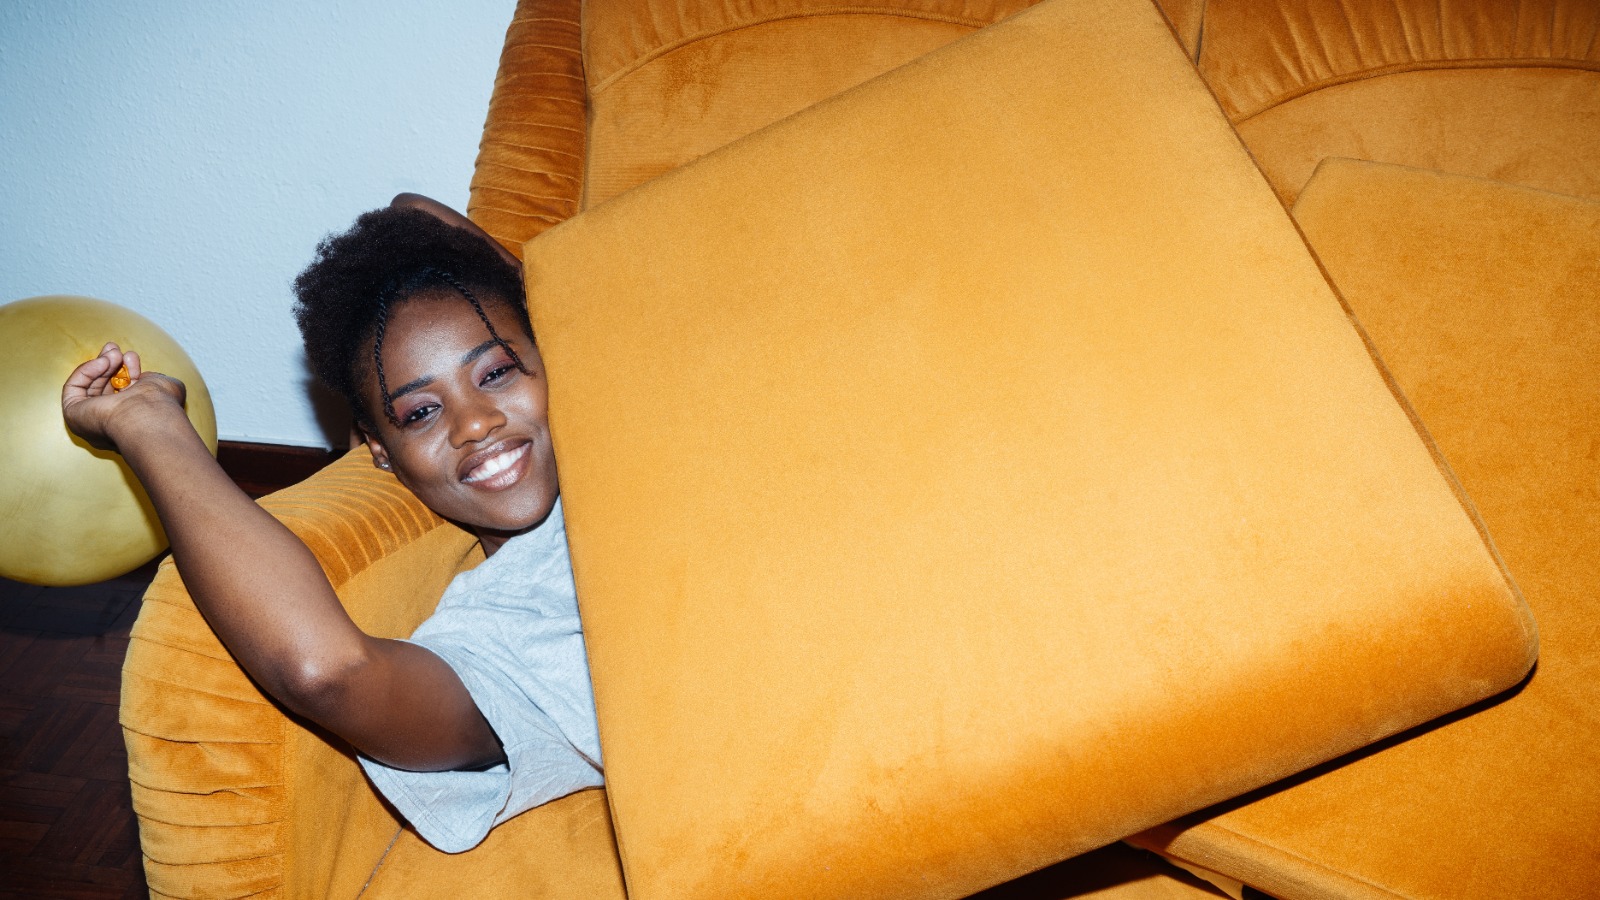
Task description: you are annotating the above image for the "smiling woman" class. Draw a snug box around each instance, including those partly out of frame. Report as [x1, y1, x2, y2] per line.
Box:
[60, 198, 603, 854]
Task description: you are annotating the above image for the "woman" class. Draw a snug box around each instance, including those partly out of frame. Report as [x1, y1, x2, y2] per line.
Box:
[61, 198, 597, 852]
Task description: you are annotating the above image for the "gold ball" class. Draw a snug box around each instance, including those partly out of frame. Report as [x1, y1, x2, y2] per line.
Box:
[0, 296, 218, 586]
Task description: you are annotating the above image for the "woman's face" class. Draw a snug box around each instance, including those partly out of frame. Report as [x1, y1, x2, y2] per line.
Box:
[362, 291, 558, 554]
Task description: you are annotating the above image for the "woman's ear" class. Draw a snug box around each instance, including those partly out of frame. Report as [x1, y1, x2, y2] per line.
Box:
[364, 429, 394, 472]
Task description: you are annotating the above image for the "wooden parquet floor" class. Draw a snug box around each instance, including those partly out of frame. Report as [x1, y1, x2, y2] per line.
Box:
[1, 563, 157, 899]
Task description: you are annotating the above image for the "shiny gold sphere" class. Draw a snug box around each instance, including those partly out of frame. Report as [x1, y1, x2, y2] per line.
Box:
[0, 296, 218, 586]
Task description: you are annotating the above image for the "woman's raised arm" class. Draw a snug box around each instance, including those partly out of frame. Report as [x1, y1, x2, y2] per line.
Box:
[63, 342, 503, 772]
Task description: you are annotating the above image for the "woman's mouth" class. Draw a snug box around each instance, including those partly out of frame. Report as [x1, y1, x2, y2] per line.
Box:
[462, 442, 531, 490]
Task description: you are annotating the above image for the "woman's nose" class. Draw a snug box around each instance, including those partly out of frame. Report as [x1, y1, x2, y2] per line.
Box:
[451, 398, 505, 446]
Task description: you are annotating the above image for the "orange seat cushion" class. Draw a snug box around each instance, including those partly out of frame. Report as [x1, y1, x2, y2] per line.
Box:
[522, 2, 1535, 897]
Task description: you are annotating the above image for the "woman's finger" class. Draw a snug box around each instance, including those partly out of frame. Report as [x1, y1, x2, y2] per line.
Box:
[124, 351, 142, 381]
[99, 344, 124, 388]
[64, 354, 110, 392]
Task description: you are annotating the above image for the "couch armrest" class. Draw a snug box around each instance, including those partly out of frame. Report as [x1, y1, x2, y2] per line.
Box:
[469, 0, 587, 258]
[121, 447, 482, 899]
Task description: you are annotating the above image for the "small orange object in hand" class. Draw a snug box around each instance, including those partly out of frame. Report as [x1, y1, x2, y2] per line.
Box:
[110, 364, 132, 391]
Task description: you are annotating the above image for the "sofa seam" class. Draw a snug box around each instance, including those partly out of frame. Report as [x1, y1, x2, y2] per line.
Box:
[466, 206, 570, 226]
[1232, 58, 1600, 123]
[124, 805, 285, 829]
[1156, 822, 1412, 899]
[591, 8, 993, 94]
[124, 633, 237, 666]
[1284, 163, 1537, 659]
[352, 825, 405, 900]
[121, 658, 273, 706]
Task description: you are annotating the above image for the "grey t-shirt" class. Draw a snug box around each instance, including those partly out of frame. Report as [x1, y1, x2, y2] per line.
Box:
[358, 499, 603, 853]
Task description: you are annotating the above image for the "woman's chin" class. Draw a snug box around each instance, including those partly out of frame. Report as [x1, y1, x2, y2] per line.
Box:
[473, 490, 558, 541]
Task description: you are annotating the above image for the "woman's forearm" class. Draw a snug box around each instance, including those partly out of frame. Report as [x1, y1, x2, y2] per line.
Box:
[114, 407, 365, 695]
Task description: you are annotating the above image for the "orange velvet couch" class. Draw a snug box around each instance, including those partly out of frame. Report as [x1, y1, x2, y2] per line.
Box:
[120, 1, 1598, 897]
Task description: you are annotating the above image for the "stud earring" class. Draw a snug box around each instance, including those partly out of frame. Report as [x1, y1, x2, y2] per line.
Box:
[375, 459, 392, 471]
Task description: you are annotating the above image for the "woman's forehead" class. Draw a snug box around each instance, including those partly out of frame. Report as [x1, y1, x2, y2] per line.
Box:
[356, 288, 535, 402]
[383, 292, 530, 347]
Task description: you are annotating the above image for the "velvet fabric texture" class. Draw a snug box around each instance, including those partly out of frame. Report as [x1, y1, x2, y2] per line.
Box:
[580, 0, 1036, 207]
[520, 1, 1534, 898]
[1133, 160, 1600, 899]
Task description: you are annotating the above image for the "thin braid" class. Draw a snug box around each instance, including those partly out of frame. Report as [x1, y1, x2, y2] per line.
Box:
[372, 269, 528, 427]
[372, 290, 398, 426]
[434, 269, 530, 375]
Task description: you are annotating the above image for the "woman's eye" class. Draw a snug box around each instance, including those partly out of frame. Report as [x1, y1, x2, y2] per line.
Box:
[482, 364, 516, 386]
[401, 404, 437, 426]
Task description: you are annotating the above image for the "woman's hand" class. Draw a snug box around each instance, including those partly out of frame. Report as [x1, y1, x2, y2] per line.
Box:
[62, 342, 188, 452]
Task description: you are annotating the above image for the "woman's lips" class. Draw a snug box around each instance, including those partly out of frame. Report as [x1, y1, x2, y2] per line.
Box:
[462, 442, 531, 490]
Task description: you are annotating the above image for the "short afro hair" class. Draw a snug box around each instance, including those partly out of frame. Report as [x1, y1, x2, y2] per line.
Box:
[293, 206, 530, 429]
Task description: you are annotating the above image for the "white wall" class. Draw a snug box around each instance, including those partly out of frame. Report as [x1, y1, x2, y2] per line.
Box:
[1, 0, 516, 447]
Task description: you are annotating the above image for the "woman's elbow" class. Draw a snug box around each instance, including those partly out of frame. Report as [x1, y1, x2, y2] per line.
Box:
[270, 649, 372, 721]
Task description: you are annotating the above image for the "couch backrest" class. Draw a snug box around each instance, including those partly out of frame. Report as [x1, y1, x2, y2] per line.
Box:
[578, 0, 1037, 207]
[1190, 0, 1600, 205]
[470, 0, 1600, 250]
[469, 0, 1040, 254]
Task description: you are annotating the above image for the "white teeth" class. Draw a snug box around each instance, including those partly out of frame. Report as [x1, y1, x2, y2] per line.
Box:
[464, 444, 529, 483]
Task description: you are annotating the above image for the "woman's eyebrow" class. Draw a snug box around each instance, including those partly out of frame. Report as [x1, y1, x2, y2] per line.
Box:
[391, 340, 506, 400]
[390, 375, 434, 399]
[461, 339, 500, 365]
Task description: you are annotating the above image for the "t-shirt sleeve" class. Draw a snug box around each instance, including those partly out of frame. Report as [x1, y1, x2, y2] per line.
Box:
[355, 504, 603, 854]
[358, 637, 604, 853]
